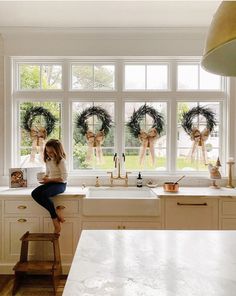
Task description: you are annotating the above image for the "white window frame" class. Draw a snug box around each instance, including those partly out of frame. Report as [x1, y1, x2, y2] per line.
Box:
[9, 57, 228, 177]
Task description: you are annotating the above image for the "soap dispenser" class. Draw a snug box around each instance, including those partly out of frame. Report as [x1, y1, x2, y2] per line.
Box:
[137, 172, 143, 188]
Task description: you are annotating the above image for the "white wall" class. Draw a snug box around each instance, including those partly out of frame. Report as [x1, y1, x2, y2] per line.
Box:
[2, 28, 206, 56]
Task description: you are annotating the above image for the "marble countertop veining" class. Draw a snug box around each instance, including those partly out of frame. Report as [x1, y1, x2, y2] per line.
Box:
[63, 230, 236, 296]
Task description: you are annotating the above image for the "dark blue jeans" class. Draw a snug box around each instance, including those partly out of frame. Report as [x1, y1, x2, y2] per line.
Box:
[31, 182, 67, 219]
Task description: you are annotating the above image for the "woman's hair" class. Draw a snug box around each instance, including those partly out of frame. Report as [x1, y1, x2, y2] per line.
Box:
[43, 139, 66, 164]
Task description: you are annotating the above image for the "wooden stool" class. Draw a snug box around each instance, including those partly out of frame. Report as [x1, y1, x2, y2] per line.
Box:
[12, 231, 62, 295]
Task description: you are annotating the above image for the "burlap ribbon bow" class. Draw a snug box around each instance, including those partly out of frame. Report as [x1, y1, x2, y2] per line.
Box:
[190, 127, 210, 164]
[138, 128, 158, 166]
[29, 127, 47, 163]
[86, 130, 105, 163]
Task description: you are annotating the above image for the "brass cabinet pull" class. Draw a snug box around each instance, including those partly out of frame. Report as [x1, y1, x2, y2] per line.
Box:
[17, 205, 27, 210]
[177, 202, 207, 206]
[56, 205, 65, 210]
[118, 225, 121, 229]
[122, 226, 126, 229]
[18, 218, 27, 223]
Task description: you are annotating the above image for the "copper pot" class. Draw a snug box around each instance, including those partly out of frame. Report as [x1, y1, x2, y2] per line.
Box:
[163, 176, 185, 192]
[163, 182, 179, 192]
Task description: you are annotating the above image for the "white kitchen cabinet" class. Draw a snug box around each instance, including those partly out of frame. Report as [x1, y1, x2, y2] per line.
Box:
[164, 197, 219, 230]
[219, 198, 236, 229]
[43, 217, 81, 264]
[82, 220, 161, 230]
[4, 216, 41, 262]
[1, 195, 82, 274]
[81, 196, 161, 230]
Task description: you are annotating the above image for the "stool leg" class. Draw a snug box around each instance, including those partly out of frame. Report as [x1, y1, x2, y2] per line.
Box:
[12, 271, 25, 295]
[52, 239, 62, 294]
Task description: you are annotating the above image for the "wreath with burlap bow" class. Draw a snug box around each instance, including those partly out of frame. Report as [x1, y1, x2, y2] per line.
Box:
[22, 106, 57, 162]
[181, 105, 216, 164]
[127, 104, 164, 166]
[75, 106, 112, 163]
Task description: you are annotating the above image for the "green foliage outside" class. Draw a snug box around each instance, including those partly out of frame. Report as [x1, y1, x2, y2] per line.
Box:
[19, 65, 62, 90]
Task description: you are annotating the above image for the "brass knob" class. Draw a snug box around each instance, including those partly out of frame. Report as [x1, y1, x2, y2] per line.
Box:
[18, 218, 27, 223]
[123, 226, 126, 229]
[118, 225, 121, 229]
[17, 205, 27, 209]
[56, 205, 65, 210]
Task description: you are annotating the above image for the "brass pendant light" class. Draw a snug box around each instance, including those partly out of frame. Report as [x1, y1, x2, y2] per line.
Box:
[201, 1, 236, 76]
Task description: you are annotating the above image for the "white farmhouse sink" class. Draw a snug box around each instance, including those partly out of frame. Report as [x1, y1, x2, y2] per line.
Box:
[86, 187, 156, 199]
[83, 187, 160, 217]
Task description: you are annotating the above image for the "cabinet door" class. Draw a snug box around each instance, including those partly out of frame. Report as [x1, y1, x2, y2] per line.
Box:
[4, 217, 41, 262]
[220, 200, 236, 229]
[165, 198, 218, 230]
[221, 218, 236, 229]
[43, 217, 81, 263]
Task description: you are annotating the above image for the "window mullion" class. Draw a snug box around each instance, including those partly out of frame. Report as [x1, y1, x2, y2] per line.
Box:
[169, 61, 177, 173]
[116, 60, 124, 163]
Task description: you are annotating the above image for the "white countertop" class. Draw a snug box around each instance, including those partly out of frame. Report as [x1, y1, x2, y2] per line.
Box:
[0, 186, 236, 198]
[0, 186, 87, 197]
[151, 186, 236, 197]
[63, 230, 236, 296]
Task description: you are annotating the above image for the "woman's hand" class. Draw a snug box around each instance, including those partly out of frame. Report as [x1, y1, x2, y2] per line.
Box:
[40, 176, 50, 184]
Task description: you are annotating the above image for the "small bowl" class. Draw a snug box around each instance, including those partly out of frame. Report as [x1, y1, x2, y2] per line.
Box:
[163, 182, 179, 192]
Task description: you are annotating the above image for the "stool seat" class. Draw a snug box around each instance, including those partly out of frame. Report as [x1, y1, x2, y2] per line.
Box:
[12, 231, 62, 295]
[20, 232, 60, 241]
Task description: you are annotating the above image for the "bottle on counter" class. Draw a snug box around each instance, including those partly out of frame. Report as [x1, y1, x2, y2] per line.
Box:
[137, 172, 143, 188]
[95, 176, 100, 187]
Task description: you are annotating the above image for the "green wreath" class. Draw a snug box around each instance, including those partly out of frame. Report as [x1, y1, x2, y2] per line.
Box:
[127, 104, 164, 138]
[181, 106, 216, 135]
[22, 106, 57, 136]
[75, 106, 112, 136]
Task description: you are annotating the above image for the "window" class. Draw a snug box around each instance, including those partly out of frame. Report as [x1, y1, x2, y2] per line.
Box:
[11, 58, 226, 175]
[18, 63, 62, 90]
[177, 63, 221, 90]
[125, 64, 168, 90]
[177, 102, 220, 171]
[18, 101, 62, 167]
[124, 102, 167, 171]
[72, 101, 115, 170]
[71, 63, 115, 90]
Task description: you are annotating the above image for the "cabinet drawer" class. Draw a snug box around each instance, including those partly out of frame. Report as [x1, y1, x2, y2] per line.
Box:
[222, 201, 236, 216]
[165, 198, 218, 230]
[4, 200, 44, 215]
[221, 218, 236, 229]
[53, 200, 79, 215]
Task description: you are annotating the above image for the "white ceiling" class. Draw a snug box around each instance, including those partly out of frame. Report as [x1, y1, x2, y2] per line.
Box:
[0, 1, 221, 28]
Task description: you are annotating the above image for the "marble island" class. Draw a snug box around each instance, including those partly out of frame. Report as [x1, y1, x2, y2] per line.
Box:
[63, 230, 236, 296]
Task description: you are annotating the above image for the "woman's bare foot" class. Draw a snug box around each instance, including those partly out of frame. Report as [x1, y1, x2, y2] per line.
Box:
[56, 206, 65, 223]
[52, 218, 61, 234]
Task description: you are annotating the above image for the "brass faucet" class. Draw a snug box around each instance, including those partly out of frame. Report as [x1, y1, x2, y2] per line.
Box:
[107, 156, 131, 186]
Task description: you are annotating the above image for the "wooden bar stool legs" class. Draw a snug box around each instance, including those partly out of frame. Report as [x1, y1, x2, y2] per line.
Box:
[12, 231, 62, 295]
